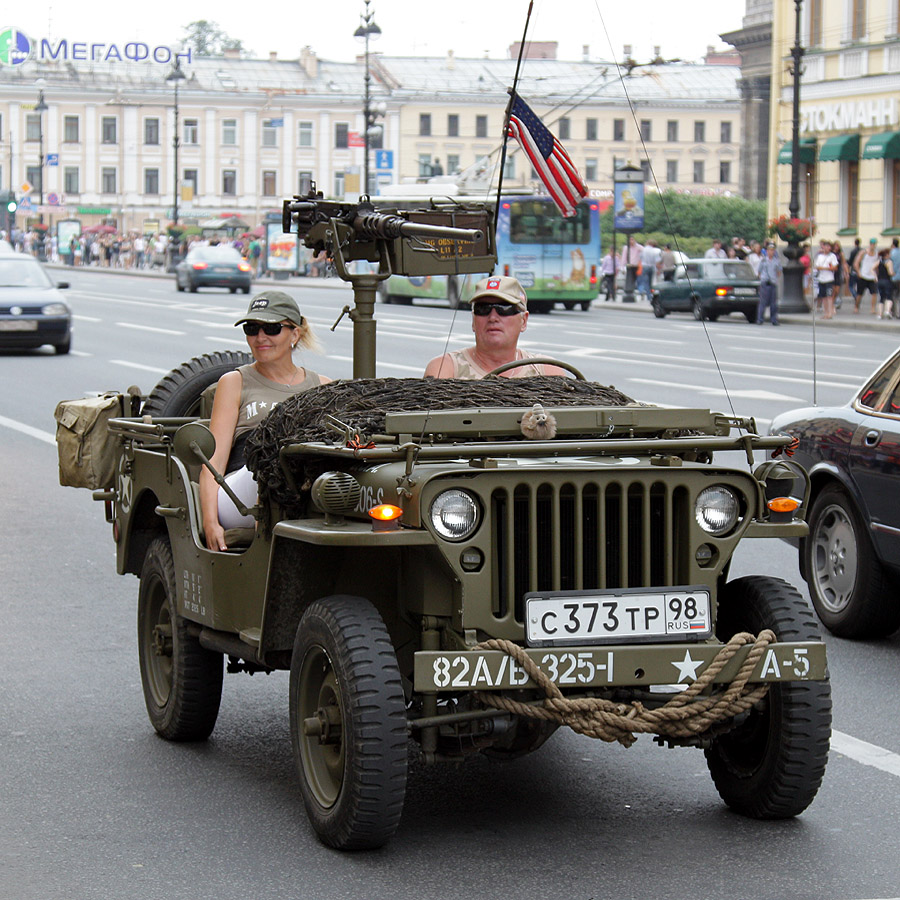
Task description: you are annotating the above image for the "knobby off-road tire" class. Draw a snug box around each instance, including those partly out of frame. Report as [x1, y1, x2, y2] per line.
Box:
[805, 484, 900, 638]
[137, 538, 223, 740]
[290, 596, 408, 850]
[705, 575, 831, 819]
[142, 350, 253, 418]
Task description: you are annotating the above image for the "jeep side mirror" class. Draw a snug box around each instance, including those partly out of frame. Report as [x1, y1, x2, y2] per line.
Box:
[173, 422, 216, 465]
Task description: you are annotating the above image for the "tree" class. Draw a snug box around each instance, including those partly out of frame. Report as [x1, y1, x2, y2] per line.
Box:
[181, 20, 246, 57]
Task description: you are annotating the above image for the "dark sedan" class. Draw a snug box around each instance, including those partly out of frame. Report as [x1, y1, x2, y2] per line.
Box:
[769, 349, 900, 638]
[0, 254, 72, 354]
[651, 259, 759, 322]
[175, 245, 252, 294]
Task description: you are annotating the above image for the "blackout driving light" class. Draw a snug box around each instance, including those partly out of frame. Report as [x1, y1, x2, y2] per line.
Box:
[430, 489, 479, 541]
[695, 485, 740, 536]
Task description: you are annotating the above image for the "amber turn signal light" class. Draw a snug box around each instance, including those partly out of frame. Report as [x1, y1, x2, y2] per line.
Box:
[767, 497, 800, 513]
[368, 504, 403, 531]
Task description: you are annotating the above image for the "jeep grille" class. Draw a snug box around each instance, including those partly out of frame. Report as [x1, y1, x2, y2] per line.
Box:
[491, 480, 690, 622]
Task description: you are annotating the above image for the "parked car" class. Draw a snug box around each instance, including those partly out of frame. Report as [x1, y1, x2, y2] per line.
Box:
[0, 253, 71, 354]
[175, 245, 252, 294]
[650, 259, 759, 322]
[769, 348, 900, 638]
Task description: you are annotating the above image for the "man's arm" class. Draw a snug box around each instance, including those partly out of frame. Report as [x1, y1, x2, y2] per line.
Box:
[424, 353, 455, 379]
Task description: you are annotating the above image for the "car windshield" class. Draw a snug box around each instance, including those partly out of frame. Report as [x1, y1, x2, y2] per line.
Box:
[702, 261, 757, 280]
[188, 246, 242, 262]
[0, 258, 53, 288]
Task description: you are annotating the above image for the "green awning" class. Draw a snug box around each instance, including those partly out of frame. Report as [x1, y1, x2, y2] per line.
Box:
[777, 139, 817, 165]
[819, 134, 860, 162]
[862, 131, 900, 160]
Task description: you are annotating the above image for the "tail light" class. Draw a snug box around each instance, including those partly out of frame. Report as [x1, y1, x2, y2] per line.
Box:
[192, 262, 208, 270]
[503, 263, 510, 276]
[715, 287, 730, 296]
[589, 264, 597, 284]
[238, 261, 251, 272]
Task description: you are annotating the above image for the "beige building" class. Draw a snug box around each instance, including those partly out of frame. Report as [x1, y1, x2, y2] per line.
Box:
[769, 0, 900, 241]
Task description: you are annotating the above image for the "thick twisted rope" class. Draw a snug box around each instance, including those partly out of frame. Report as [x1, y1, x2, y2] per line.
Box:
[473, 630, 775, 748]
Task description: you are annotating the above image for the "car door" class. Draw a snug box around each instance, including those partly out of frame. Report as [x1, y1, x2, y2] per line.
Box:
[664, 264, 692, 312]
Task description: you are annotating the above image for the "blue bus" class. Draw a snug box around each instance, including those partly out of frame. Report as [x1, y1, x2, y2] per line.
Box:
[378, 195, 601, 313]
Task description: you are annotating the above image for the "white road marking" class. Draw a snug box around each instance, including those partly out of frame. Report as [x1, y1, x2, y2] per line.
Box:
[832, 730, 900, 778]
[206, 336, 248, 347]
[116, 322, 185, 335]
[73, 314, 102, 322]
[70, 349, 92, 357]
[0, 414, 56, 445]
[186, 319, 234, 329]
[628, 379, 804, 403]
[329, 354, 421, 373]
[109, 359, 168, 374]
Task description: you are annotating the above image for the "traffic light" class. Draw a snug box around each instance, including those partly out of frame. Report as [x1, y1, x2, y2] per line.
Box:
[6, 192, 17, 214]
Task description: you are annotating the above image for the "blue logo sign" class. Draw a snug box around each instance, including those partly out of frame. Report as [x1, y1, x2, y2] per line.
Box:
[375, 150, 393, 170]
[0, 26, 32, 66]
[46, 153, 59, 166]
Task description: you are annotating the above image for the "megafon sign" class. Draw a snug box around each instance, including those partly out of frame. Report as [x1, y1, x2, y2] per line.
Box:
[0, 25, 191, 66]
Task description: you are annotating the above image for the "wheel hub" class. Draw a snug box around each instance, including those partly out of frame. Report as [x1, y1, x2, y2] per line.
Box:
[812, 504, 857, 612]
[152, 623, 173, 657]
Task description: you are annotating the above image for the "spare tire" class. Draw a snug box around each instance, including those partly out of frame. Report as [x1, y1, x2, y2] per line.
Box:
[143, 351, 252, 417]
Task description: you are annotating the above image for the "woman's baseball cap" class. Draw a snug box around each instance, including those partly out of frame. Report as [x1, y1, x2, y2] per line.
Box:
[468, 276, 528, 311]
[234, 290, 304, 326]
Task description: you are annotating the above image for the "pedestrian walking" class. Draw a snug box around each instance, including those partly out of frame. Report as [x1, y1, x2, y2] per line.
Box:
[756, 243, 782, 326]
[853, 238, 879, 313]
[813, 239, 838, 319]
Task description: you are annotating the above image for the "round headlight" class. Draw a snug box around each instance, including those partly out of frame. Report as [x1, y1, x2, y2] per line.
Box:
[42, 303, 68, 316]
[695, 485, 740, 536]
[430, 489, 479, 541]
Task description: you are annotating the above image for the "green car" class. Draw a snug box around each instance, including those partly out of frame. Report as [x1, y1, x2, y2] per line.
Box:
[651, 259, 760, 322]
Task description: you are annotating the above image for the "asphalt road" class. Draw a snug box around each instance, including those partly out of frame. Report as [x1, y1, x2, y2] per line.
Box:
[2, 268, 899, 900]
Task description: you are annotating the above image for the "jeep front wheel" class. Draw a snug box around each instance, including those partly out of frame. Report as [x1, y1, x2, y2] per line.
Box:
[290, 596, 408, 850]
[137, 538, 223, 740]
[704, 575, 831, 819]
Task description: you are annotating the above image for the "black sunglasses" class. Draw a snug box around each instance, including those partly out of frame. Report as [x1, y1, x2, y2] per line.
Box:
[242, 321, 292, 336]
[472, 302, 521, 317]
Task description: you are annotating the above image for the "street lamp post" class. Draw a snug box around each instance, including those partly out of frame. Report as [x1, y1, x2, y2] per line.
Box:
[34, 89, 48, 260]
[780, 0, 809, 314]
[354, 0, 381, 196]
[165, 58, 187, 273]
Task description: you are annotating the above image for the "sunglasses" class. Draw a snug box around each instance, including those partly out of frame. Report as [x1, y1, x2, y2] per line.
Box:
[242, 321, 292, 336]
[472, 302, 521, 317]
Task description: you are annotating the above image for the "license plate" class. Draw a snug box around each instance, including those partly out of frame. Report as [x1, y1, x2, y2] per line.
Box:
[734, 288, 756, 296]
[525, 587, 712, 646]
[0, 319, 38, 331]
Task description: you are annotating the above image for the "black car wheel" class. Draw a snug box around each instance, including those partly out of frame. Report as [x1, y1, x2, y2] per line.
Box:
[176, 276, 185, 292]
[189, 281, 198, 293]
[692, 297, 704, 320]
[54, 335, 71, 355]
[805, 485, 900, 637]
[651, 298, 667, 318]
[242, 285, 251, 294]
[705, 575, 831, 819]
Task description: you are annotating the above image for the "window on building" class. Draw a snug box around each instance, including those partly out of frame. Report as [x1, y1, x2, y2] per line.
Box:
[102, 116, 117, 144]
[503, 155, 515, 179]
[613, 119, 625, 141]
[640, 159, 652, 182]
[585, 158, 597, 181]
[851, 0, 866, 40]
[419, 113, 432, 136]
[261, 170, 277, 196]
[558, 117, 570, 140]
[183, 169, 198, 195]
[667, 120, 678, 142]
[64, 167, 79, 194]
[418, 154, 433, 177]
[297, 121, 313, 147]
[298, 171, 313, 194]
[262, 120, 278, 147]
[144, 118, 159, 145]
[447, 154, 460, 175]
[721, 121, 733, 143]
[586, 118, 597, 141]
[666, 160, 678, 183]
[447, 114, 459, 137]
[640, 119, 651, 142]
[719, 161, 732, 184]
[334, 171, 345, 198]
[335, 123, 349, 149]
[694, 121, 705, 143]
[64, 115, 79, 143]
[143, 168, 159, 194]
[475, 115, 488, 138]
[25, 114, 40, 141]
[222, 119, 237, 145]
[844, 160, 859, 228]
[183, 119, 198, 145]
[26, 165, 41, 189]
[693, 160, 705, 183]
[222, 169, 237, 195]
[101, 167, 117, 193]
[809, 0, 823, 45]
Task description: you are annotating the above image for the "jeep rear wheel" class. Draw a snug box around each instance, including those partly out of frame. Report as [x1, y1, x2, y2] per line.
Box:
[290, 596, 408, 850]
[137, 538, 223, 740]
[142, 350, 253, 418]
[704, 575, 831, 819]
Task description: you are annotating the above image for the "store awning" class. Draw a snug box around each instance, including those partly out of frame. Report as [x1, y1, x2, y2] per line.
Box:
[819, 134, 860, 162]
[777, 139, 817, 165]
[862, 131, 900, 160]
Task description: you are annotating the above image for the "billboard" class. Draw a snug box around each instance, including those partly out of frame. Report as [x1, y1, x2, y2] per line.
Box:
[266, 222, 299, 272]
[613, 181, 644, 232]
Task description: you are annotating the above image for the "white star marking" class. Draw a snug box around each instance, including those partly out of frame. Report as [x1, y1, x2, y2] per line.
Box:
[671, 650, 703, 683]
[259, 401, 268, 409]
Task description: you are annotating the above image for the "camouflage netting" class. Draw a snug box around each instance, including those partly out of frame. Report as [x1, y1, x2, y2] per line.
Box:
[244, 376, 635, 518]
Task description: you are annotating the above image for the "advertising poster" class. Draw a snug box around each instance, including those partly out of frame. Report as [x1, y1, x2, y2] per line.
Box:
[613, 181, 644, 232]
[56, 219, 81, 256]
[266, 222, 299, 272]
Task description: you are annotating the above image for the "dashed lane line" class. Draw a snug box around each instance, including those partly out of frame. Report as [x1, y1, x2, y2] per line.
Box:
[116, 322, 186, 336]
[832, 730, 900, 778]
[109, 359, 169, 374]
[0, 414, 56, 445]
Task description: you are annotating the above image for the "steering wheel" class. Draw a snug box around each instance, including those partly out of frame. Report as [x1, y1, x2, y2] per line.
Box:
[486, 357, 586, 380]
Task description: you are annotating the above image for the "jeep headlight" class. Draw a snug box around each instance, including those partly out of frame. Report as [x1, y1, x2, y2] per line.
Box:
[430, 489, 479, 541]
[695, 485, 740, 536]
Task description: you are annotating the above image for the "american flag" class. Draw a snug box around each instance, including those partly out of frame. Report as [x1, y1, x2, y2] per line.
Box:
[506, 91, 588, 218]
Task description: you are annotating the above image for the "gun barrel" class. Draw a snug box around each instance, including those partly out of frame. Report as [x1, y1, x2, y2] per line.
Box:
[353, 212, 482, 243]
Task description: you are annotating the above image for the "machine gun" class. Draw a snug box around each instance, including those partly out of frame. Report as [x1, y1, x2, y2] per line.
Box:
[281, 185, 497, 377]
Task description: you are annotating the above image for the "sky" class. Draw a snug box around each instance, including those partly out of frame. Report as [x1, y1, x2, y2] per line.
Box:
[14, 1, 745, 66]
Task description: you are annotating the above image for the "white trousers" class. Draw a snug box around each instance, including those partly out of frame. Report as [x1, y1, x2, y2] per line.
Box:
[217, 466, 257, 528]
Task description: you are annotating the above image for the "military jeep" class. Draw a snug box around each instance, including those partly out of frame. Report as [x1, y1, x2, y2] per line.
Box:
[70, 192, 831, 850]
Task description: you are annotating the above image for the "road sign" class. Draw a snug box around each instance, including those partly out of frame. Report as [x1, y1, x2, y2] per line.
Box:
[375, 150, 394, 170]
[17, 197, 34, 211]
[347, 131, 365, 148]
[46, 153, 59, 167]
[47, 192, 60, 206]
[20, 180, 32, 194]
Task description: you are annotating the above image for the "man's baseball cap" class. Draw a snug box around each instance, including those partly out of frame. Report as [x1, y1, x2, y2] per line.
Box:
[234, 290, 304, 326]
[870, 238, 878, 245]
[469, 276, 528, 311]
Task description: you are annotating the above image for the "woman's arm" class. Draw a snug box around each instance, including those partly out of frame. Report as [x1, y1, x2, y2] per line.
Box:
[199, 370, 242, 551]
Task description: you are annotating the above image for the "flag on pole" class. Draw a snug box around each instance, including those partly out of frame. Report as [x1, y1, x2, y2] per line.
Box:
[506, 91, 588, 217]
